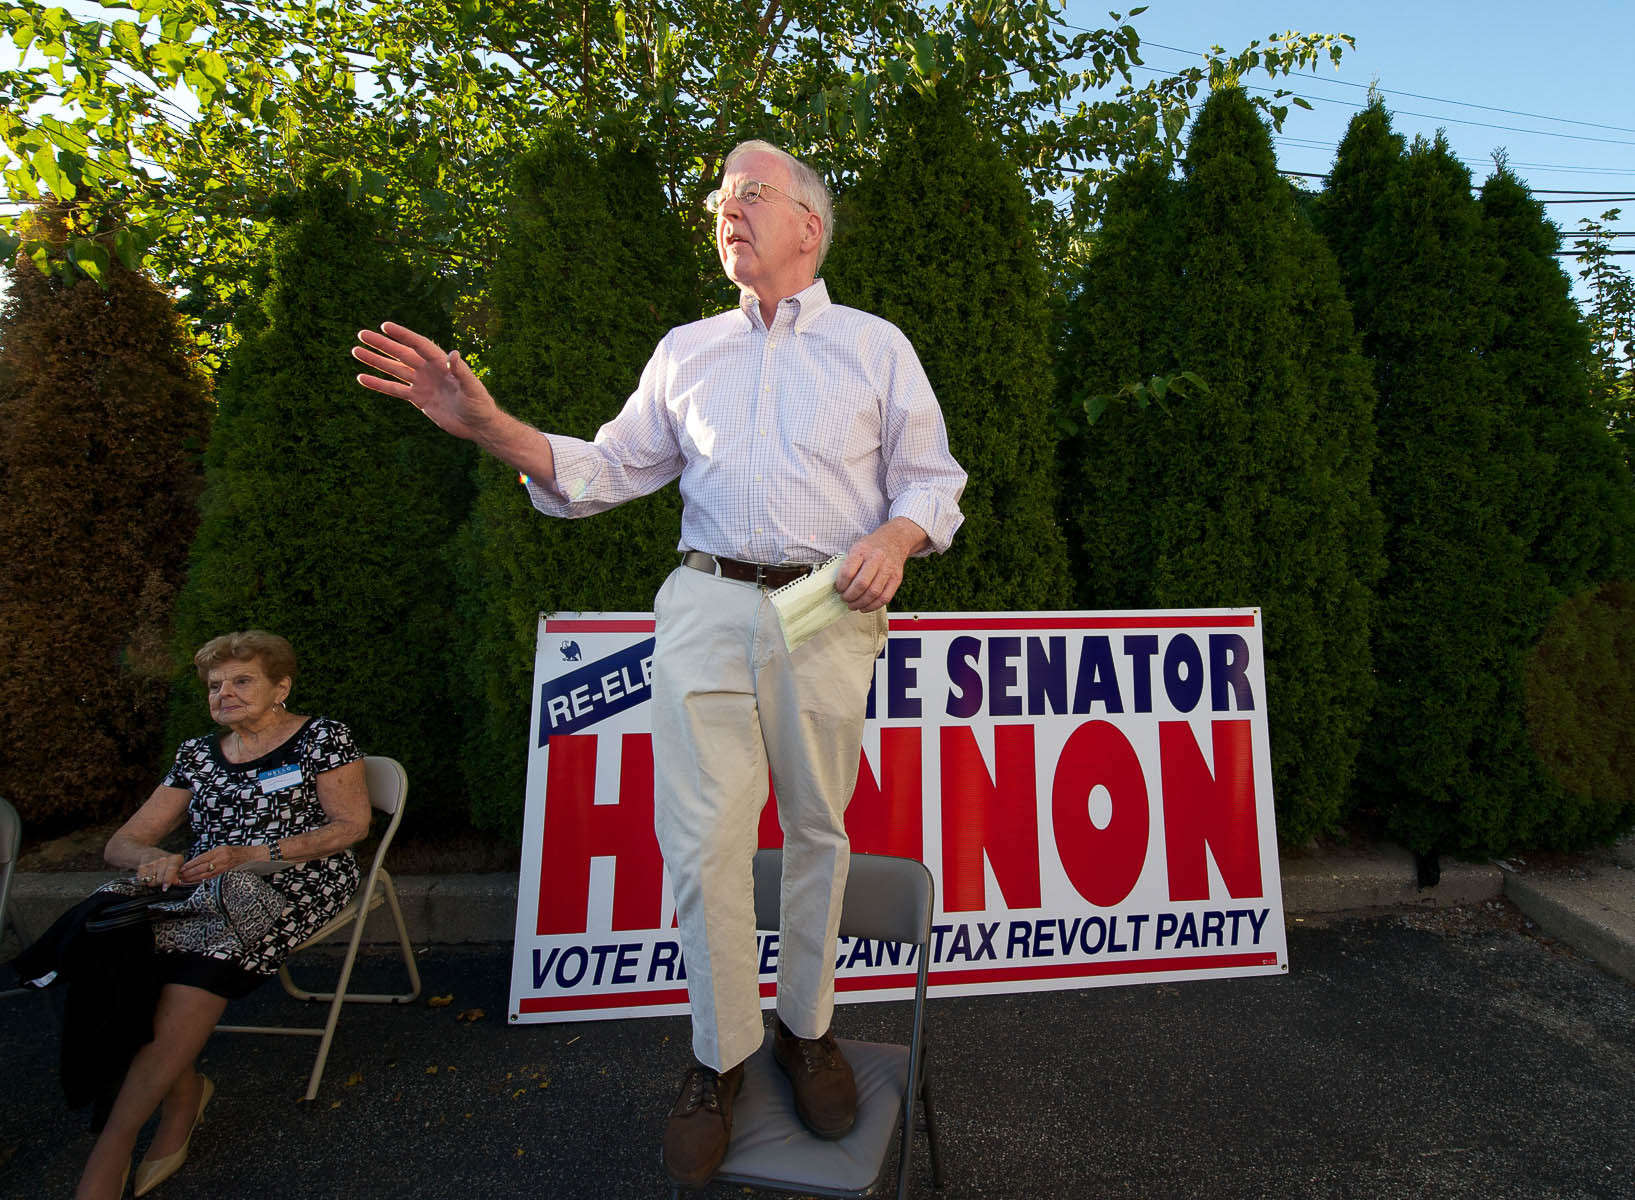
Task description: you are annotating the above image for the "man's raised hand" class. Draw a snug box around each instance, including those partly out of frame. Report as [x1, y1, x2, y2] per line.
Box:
[353, 323, 496, 441]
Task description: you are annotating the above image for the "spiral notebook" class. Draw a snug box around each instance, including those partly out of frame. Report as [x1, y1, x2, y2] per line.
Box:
[768, 555, 849, 654]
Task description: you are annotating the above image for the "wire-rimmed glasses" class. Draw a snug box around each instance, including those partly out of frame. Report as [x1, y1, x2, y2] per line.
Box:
[704, 179, 812, 214]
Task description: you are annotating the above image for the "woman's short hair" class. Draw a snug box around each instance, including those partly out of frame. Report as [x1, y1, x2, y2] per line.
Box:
[193, 631, 298, 684]
[723, 139, 834, 268]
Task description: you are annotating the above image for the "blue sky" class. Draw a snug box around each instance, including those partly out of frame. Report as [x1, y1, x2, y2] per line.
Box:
[1065, 0, 1635, 244]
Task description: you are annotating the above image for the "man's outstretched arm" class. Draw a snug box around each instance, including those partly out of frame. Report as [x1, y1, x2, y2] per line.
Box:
[354, 322, 557, 488]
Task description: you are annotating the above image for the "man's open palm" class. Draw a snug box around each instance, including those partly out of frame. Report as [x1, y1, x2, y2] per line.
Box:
[353, 322, 496, 440]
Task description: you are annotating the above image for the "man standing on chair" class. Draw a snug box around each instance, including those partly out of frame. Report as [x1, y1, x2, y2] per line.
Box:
[353, 140, 965, 1187]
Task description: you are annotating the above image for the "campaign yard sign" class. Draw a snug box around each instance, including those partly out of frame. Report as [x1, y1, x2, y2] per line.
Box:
[508, 610, 1288, 1024]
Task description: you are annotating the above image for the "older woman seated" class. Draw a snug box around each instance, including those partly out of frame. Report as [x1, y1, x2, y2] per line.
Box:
[77, 631, 370, 1200]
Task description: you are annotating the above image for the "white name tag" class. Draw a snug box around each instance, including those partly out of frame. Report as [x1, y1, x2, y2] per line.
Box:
[257, 763, 302, 793]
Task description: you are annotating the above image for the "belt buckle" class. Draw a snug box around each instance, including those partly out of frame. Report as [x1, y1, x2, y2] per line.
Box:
[754, 563, 771, 587]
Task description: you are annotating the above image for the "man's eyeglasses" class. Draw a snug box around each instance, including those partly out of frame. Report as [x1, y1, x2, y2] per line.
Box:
[704, 179, 812, 215]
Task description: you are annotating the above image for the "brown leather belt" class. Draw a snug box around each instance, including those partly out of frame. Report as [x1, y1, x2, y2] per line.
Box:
[682, 550, 817, 590]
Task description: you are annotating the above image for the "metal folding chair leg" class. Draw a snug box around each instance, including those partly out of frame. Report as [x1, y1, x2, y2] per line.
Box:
[214, 757, 419, 1100]
[920, 1076, 946, 1191]
[281, 875, 421, 1004]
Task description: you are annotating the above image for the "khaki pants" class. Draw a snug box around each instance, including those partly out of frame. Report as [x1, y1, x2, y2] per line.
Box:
[651, 565, 887, 1071]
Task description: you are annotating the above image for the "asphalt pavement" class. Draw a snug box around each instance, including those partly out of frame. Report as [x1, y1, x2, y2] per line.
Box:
[5, 837, 1635, 1199]
[5, 895, 1635, 1198]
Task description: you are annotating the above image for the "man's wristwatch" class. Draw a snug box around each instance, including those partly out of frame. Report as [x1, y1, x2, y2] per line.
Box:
[267, 838, 283, 862]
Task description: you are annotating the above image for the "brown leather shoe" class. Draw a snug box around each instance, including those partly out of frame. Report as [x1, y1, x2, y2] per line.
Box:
[663, 1061, 744, 1187]
[773, 1017, 857, 1139]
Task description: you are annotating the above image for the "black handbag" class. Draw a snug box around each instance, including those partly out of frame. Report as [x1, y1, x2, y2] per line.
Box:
[89, 872, 288, 954]
[83, 884, 200, 933]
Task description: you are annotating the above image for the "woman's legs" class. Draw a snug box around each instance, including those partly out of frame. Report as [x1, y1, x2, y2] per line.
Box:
[75, 982, 227, 1200]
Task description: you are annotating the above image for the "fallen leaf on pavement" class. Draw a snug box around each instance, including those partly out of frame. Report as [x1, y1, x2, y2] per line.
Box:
[428, 994, 453, 1008]
[456, 1008, 485, 1022]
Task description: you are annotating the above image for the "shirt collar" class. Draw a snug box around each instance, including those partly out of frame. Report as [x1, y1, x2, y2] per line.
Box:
[737, 278, 831, 334]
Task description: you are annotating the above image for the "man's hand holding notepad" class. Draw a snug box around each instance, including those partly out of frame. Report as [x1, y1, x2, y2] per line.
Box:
[769, 555, 851, 653]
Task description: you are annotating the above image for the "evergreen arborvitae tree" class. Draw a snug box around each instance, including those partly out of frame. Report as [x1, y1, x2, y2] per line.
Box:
[0, 214, 212, 830]
[1314, 97, 1403, 310]
[1057, 162, 1184, 608]
[455, 131, 700, 833]
[169, 188, 473, 824]
[1320, 115, 1551, 857]
[1480, 166, 1635, 592]
[1059, 86, 1382, 845]
[822, 83, 1072, 611]
[1479, 166, 1635, 847]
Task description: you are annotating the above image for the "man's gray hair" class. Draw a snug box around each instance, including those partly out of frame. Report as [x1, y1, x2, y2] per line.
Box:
[723, 140, 834, 268]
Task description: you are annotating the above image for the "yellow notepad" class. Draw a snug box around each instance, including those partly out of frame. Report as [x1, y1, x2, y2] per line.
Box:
[769, 555, 850, 654]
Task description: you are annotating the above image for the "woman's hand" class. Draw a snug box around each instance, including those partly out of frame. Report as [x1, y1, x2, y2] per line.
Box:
[107, 784, 190, 884]
[177, 843, 261, 884]
[135, 851, 186, 890]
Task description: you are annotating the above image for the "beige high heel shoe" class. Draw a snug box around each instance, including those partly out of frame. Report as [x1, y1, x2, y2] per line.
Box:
[132, 1075, 213, 1196]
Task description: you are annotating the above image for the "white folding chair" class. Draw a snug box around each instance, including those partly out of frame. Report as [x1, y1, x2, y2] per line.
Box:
[0, 796, 29, 997]
[0, 796, 20, 947]
[217, 755, 421, 1099]
[675, 849, 946, 1199]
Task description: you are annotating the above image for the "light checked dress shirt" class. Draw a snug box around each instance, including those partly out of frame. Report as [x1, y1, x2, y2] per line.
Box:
[525, 279, 966, 565]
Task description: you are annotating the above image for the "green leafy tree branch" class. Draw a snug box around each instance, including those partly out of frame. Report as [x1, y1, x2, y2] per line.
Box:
[1, 1, 1352, 351]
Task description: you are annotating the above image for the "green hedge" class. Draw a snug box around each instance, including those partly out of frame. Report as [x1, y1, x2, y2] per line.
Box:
[453, 129, 701, 834]
[167, 188, 474, 826]
[1059, 87, 1383, 845]
[1317, 109, 1614, 855]
[822, 83, 1072, 611]
[0, 214, 212, 830]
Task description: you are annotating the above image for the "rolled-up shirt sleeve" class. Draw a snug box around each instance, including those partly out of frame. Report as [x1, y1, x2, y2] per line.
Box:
[524, 336, 685, 518]
[880, 329, 966, 555]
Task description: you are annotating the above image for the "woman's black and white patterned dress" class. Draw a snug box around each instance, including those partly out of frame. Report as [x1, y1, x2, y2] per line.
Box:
[161, 716, 362, 976]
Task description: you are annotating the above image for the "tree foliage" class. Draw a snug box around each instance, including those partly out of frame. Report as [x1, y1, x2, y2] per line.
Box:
[1572, 209, 1635, 466]
[166, 187, 474, 825]
[823, 81, 1072, 611]
[1479, 168, 1635, 595]
[1059, 86, 1382, 845]
[0, 0, 1352, 349]
[1317, 108, 1612, 856]
[455, 129, 700, 835]
[1477, 165, 1635, 848]
[1524, 581, 1635, 840]
[0, 209, 211, 831]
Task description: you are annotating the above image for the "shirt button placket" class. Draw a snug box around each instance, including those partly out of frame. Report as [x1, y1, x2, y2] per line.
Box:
[755, 329, 778, 559]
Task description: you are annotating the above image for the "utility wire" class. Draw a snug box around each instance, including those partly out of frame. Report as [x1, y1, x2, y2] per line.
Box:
[1125, 56, 1635, 148]
[1065, 25, 1635, 148]
[1137, 38, 1635, 136]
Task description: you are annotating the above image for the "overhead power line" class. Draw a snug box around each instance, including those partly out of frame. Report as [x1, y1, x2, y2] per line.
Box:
[1270, 136, 1635, 185]
[1137, 38, 1635, 136]
[1066, 27, 1635, 148]
[1134, 60, 1635, 148]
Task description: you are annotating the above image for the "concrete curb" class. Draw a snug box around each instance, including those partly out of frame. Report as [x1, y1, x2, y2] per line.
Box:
[5, 871, 523, 949]
[9, 847, 1507, 949]
[1278, 844, 1502, 914]
[1503, 862, 1635, 985]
